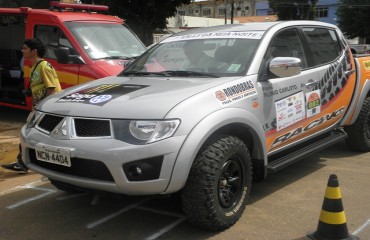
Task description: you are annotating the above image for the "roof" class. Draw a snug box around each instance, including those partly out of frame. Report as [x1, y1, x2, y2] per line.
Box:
[170, 20, 339, 38]
[0, 8, 123, 23]
[173, 21, 280, 36]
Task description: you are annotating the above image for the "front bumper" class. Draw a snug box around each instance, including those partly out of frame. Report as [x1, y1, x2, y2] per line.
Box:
[20, 126, 186, 195]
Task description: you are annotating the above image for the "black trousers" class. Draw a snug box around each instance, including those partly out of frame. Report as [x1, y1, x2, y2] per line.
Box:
[16, 143, 28, 170]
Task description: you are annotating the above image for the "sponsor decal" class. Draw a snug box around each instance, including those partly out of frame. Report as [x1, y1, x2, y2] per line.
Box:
[89, 95, 112, 104]
[252, 101, 260, 108]
[58, 84, 148, 106]
[270, 107, 345, 149]
[215, 80, 257, 105]
[306, 90, 321, 118]
[215, 90, 226, 101]
[162, 31, 264, 43]
[364, 60, 370, 70]
[275, 92, 305, 131]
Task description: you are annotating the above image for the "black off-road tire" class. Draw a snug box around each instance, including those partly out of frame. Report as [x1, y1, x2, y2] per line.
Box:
[181, 135, 252, 230]
[345, 97, 370, 152]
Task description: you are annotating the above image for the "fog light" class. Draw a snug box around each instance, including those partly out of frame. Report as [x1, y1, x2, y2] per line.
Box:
[128, 166, 142, 177]
[123, 156, 163, 181]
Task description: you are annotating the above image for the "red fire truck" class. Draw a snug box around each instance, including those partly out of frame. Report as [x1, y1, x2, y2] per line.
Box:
[0, 1, 146, 111]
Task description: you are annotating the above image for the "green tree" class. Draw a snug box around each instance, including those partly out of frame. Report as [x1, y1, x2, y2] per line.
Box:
[82, 0, 191, 46]
[336, 0, 370, 43]
[0, 0, 50, 8]
[269, 0, 318, 20]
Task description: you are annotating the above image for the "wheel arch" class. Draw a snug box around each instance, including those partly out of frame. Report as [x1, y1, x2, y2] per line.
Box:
[208, 123, 267, 182]
[164, 108, 266, 194]
[342, 79, 370, 126]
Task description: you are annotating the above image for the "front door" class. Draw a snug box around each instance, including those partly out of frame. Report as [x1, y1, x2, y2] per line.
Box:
[260, 26, 355, 154]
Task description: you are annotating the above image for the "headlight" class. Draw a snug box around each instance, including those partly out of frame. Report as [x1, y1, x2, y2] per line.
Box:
[25, 111, 41, 129]
[129, 119, 180, 143]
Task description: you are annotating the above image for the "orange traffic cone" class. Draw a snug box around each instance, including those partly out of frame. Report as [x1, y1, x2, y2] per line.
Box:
[307, 174, 359, 240]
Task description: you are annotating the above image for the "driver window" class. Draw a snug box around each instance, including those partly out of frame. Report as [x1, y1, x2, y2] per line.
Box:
[265, 28, 307, 68]
[35, 25, 77, 59]
[260, 28, 307, 80]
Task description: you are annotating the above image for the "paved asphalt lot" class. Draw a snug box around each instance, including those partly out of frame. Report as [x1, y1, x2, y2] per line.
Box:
[0, 107, 369, 240]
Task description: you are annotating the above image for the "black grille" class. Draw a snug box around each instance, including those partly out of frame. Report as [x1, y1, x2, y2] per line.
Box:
[38, 114, 64, 132]
[29, 149, 114, 182]
[74, 118, 111, 137]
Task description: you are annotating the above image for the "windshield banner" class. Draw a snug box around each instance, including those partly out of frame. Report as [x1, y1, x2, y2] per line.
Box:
[162, 31, 264, 43]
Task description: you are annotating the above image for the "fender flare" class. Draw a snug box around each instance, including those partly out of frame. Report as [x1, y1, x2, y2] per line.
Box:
[164, 108, 266, 193]
[342, 79, 370, 125]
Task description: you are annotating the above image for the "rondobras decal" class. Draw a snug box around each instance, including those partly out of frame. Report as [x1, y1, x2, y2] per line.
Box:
[58, 84, 148, 106]
[215, 80, 257, 105]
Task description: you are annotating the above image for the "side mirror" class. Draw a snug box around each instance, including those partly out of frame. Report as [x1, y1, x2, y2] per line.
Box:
[269, 57, 301, 78]
[56, 47, 70, 64]
[56, 47, 84, 64]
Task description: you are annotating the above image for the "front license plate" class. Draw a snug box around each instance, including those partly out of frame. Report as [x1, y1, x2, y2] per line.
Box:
[35, 144, 71, 167]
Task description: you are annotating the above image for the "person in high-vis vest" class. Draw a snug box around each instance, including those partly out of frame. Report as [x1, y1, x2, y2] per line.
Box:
[2, 38, 61, 173]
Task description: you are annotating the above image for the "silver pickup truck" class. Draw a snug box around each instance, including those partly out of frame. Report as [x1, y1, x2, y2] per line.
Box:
[21, 20, 370, 230]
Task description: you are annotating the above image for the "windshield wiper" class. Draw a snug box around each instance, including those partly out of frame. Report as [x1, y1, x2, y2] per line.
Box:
[120, 71, 170, 77]
[161, 70, 219, 78]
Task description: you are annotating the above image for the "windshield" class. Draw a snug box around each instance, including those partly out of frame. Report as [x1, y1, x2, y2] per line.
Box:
[65, 22, 146, 60]
[122, 36, 260, 77]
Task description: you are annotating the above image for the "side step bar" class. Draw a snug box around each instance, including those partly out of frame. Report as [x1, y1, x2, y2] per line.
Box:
[267, 130, 347, 173]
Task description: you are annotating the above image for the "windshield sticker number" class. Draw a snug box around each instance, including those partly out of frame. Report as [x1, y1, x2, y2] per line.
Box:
[227, 64, 241, 73]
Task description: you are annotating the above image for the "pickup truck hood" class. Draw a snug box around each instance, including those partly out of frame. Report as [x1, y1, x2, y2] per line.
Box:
[39, 75, 237, 119]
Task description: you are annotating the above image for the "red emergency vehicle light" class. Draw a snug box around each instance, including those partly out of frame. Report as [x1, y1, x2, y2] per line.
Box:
[20, 7, 31, 13]
[49, 1, 109, 12]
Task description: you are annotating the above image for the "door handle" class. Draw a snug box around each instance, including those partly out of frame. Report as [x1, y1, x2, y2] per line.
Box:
[345, 69, 355, 77]
[305, 80, 318, 89]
